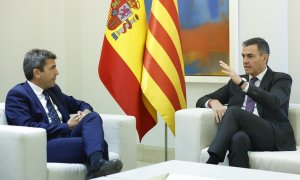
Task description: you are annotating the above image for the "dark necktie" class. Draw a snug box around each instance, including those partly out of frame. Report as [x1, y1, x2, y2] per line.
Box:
[43, 91, 61, 124]
[245, 77, 258, 113]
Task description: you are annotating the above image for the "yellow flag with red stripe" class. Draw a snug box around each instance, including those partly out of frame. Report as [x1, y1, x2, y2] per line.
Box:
[99, 0, 157, 140]
[141, 0, 187, 134]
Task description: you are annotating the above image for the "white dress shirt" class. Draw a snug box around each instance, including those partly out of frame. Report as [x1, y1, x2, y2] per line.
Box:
[27, 81, 62, 123]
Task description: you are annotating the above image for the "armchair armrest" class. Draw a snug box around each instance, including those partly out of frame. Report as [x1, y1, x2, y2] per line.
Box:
[101, 114, 137, 171]
[0, 125, 47, 180]
[288, 104, 300, 145]
[175, 108, 218, 162]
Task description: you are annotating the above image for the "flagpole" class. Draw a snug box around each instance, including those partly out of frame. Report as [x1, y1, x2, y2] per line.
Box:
[165, 123, 168, 161]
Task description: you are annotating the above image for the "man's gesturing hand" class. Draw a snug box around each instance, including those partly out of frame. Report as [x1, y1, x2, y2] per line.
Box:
[219, 61, 242, 85]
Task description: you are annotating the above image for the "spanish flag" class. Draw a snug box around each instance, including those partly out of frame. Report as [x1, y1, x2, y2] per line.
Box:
[99, 0, 186, 140]
[142, 0, 186, 134]
[99, 0, 157, 140]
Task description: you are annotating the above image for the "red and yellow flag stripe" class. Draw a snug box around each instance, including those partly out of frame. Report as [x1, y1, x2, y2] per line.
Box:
[142, 0, 186, 134]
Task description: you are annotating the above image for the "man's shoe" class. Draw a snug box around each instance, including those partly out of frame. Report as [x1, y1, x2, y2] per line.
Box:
[93, 159, 123, 177]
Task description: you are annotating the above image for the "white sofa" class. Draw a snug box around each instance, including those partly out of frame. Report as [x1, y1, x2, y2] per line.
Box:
[175, 104, 300, 174]
[0, 103, 137, 180]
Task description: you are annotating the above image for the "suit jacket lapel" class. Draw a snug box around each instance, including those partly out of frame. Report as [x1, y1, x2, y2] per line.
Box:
[257, 67, 273, 116]
[23, 82, 49, 123]
[259, 67, 273, 90]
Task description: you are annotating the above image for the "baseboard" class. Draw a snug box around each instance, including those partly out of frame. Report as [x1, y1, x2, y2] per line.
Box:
[137, 144, 175, 163]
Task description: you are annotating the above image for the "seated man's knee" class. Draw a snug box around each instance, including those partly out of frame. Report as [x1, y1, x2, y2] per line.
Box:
[226, 106, 242, 115]
[83, 112, 103, 123]
[230, 131, 251, 149]
[222, 106, 244, 123]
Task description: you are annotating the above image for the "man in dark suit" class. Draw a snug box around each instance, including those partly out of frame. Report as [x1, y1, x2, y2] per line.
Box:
[5, 49, 123, 179]
[196, 37, 296, 168]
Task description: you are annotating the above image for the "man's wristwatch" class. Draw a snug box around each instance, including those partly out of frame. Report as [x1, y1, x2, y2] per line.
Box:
[238, 79, 245, 87]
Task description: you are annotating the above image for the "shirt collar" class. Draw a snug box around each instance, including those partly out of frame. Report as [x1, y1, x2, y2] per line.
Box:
[249, 67, 267, 82]
[27, 81, 44, 97]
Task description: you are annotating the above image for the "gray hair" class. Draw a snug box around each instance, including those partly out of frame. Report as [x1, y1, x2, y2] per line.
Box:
[23, 49, 56, 80]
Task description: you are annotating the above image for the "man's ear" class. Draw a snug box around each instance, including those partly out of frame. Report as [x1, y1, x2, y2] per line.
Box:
[263, 54, 269, 63]
[33, 68, 41, 79]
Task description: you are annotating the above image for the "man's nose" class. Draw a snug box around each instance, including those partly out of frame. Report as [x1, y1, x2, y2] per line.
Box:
[243, 57, 249, 63]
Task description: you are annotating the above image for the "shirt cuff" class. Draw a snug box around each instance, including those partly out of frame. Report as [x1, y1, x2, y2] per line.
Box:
[242, 82, 250, 92]
[205, 99, 211, 108]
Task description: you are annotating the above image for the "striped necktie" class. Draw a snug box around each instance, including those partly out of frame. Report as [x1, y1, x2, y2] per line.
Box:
[43, 91, 61, 124]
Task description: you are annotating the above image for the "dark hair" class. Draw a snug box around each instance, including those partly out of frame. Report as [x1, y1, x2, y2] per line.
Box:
[242, 37, 270, 56]
[23, 49, 56, 80]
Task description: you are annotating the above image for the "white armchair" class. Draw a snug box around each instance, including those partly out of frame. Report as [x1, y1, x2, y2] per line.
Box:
[0, 103, 137, 180]
[175, 104, 300, 174]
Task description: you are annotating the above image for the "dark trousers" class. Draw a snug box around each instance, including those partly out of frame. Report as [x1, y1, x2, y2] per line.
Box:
[47, 112, 108, 163]
[208, 107, 276, 168]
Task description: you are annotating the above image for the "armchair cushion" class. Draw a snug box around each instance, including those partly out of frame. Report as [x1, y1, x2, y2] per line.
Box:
[47, 152, 120, 180]
[47, 163, 86, 180]
[200, 146, 300, 174]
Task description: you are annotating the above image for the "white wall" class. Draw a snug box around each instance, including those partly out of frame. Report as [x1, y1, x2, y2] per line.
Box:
[0, 0, 299, 148]
[238, 0, 288, 73]
[288, 0, 300, 103]
[0, 0, 48, 100]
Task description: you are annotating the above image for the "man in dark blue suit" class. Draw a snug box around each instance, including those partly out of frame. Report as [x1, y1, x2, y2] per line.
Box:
[5, 49, 122, 179]
[196, 37, 296, 168]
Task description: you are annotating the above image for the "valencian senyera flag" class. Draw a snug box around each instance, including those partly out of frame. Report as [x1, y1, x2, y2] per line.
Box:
[142, 0, 186, 134]
[99, 0, 186, 140]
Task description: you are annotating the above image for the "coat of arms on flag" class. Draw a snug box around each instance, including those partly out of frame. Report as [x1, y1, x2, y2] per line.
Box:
[107, 0, 141, 40]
